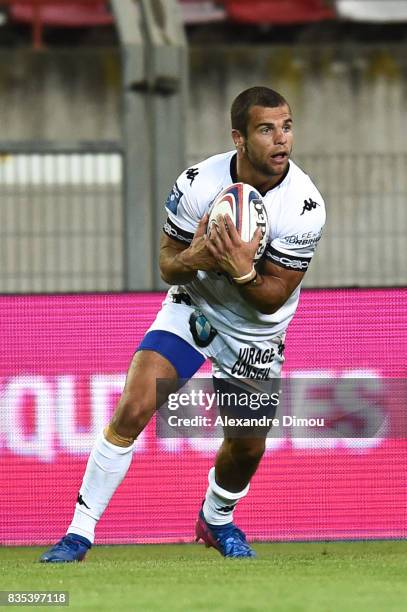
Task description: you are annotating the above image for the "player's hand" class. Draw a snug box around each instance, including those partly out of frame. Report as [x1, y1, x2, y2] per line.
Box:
[180, 214, 220, 272]
[206, 214, 261, 278]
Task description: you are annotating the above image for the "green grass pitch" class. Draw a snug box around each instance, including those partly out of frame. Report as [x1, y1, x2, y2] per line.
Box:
[1, 541, 407, 611]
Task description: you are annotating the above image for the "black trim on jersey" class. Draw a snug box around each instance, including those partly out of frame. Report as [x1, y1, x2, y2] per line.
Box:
[265, 245, 312, 271]
[230, 153, 238, 183]
[263, 163, 290, 195]
[229, 153, 290, 196]
[163, 217, 194, 245]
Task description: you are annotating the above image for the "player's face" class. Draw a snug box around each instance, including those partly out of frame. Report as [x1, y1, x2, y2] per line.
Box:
[243, 104, 293, 178]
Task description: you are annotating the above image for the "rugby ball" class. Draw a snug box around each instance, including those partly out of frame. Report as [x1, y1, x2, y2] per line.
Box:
[207, 183, 269, 262]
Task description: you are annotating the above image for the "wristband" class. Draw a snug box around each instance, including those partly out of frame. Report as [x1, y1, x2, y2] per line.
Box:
[233, 266, 256, 285]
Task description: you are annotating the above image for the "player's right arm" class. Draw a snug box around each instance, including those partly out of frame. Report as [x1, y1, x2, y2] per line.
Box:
[160, 164, 221, 285]
[160, 213, 218, 285]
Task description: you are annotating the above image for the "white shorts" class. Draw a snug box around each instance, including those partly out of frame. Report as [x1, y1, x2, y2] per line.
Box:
[145, 292, 286, 383]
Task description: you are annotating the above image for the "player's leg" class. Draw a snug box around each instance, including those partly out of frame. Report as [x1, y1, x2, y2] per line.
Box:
[196, 375, 277, 558]
[40, 329, 206, 563]
[39, 350, 176, 562]
[66, 350, 179, 538]
[196, 437, 266, 558]
[212, 435, 266, 493]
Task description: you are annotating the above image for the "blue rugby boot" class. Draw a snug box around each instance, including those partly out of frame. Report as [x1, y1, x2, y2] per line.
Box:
[39, 534, 91, 563]
[195, 509, 256, 558]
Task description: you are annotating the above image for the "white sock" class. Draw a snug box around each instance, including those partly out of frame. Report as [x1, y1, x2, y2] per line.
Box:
[67, 431, 135, 543]
[202, 467, 249, 526]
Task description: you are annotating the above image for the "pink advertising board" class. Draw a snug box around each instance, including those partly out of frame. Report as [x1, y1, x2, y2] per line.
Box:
[0, 289, 406, 545]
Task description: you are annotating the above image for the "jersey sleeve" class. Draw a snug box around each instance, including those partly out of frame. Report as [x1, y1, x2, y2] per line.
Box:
[265, 191, 326, 272]
[162, 170, 201, 246]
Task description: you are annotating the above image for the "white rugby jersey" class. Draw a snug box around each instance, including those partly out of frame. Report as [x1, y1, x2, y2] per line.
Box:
[163, 151, 326, 341]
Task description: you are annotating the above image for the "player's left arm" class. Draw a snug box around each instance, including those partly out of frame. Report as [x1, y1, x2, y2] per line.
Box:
[207, 215, 304, 314]
[207, 189, 325, 314]
[238, 198, 326, 313]
[236, 259, 305, 315]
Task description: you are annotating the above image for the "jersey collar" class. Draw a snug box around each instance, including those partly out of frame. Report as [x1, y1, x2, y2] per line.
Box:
[230, 152, 239, 183]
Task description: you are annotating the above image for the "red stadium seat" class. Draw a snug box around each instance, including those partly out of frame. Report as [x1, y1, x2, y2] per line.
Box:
[9, 1, 112, 27]
[223, 0, 335, 24]
[2, 1, 113, 48]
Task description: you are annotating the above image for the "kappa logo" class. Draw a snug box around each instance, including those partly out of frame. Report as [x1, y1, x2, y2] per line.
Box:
[277, 340, 285, 357]
[301, 198, 320, 215]
[215, 504, 237, 513]
[77, 493, 90, 509]
[186, 167, 199, 185]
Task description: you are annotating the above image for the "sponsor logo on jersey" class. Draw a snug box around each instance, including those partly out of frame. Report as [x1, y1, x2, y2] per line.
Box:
[252, 197, 268, 255]
[163, 219, 193, 244]
[301, 198, 320, 215]
[265, 243, 313, 270]
[267, 251, 310, 270]
[165, 182, 183, 214]
[186, 167, 199, 185]
[283, 230, 322, 246]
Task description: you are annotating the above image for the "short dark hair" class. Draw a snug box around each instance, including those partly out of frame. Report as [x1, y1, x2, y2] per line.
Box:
[231, 86, 289, 136]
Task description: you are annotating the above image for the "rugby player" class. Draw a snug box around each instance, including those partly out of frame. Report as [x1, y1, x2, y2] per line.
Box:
[40, 86, 325, 561]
